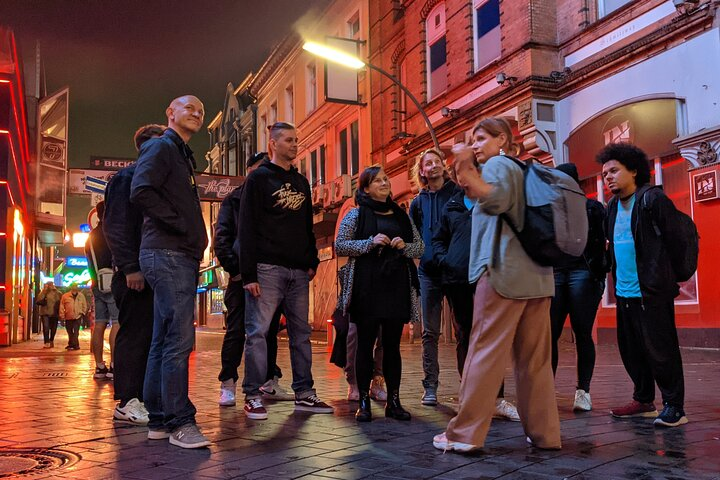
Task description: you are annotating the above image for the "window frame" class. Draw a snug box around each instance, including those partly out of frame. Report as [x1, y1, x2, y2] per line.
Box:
[425, 3, 447, 101]
[306, 61, 318, 114]
[472, 0, 502, 72]
[337, 118, 360, 177]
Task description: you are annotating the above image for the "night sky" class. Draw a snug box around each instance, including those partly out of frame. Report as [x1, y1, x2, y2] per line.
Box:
[0, 0, 330, 235]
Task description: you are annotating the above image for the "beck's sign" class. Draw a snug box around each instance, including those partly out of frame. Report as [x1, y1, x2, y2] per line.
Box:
[90, 157, 136, 170]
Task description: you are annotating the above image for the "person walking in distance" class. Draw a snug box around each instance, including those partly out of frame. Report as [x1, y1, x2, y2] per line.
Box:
[36, 281, 62, 348]
[59, 284, 88, 351]
[103, 124, 164, 427]
[85, 201, 120, 380]
[433, 118, 561, 453]
[214, 151, 293, 407]
[409, 149, 462, 407]
[130, 96, 211, 448]
[550, 162, 609, 412]
[599, 143, 688, 427]
[238, 121, 332, 420]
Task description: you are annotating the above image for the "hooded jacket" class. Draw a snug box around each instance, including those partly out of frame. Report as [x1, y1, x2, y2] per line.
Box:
[238, 161, 319, 285]
[214, 186, 243, 278]
[104, 165, 143, 275]
[430, 189, 473, 286]
[409, 179, 463, 276]
[606, 184, 680, 303]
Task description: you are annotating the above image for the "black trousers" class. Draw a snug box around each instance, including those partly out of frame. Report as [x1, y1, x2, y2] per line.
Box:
[66, 319, 80, 348]
[111, 271, 154, 402]
[218, 279, 282, 383]
[616, 296, 685, 408]
[445, 283, 504, 399]
[354, 316, 405, 394]
[41, 315, 59, 343]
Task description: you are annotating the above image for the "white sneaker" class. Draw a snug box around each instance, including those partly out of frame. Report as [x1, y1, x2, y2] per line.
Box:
[113, 398, 149, 425]
[259, 376, 295, 401]
[432, 432, 480, 453]
[218, 379, 236, 406]
[347, 383, 359, 401]
[370, 376, 387, 402]
[494, 399, 521, 422]
[573, 389, 592, 411]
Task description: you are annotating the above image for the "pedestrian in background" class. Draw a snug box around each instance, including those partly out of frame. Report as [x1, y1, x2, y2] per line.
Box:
[431, 157, 519, 422]
[335, 166, 423, 422]
[85, 200, 119, 380]
[103, 124, 165, 427]
[409, 149, 461, 406]
[550, 162, 609, 412]
[36, 281, 61, 348]
[59, 284, 88, 351]
[130, 95, 211, 448]
[599, 143, 688, 427]
[434, 117, 561, 453]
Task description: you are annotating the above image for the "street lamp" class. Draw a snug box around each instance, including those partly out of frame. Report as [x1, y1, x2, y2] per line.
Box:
[302, 40, 441, 152]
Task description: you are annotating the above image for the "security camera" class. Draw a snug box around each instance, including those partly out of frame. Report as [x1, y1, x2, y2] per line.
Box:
[496, 72, 517, 86]
[673, 0, 700, 14]
[440, 107, 458, 118]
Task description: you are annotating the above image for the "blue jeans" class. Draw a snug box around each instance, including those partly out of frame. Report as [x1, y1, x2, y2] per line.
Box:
[419, 269, 445, 389]
[243, 263, 314, 398]
[139, 249, 199, 431]
[550, 268, 604, 392]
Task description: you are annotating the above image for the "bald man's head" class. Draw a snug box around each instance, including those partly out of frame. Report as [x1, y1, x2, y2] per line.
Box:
[166, 95, 205, 142]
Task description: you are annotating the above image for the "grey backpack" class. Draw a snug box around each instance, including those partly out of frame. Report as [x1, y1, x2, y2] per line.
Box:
[500, 157, 588, 266]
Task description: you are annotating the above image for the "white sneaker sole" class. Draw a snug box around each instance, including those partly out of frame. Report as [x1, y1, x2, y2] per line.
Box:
[244, 410, 268, 420]
[169, 436, 211, 449]
[653, 416, 688, 427]
[218, 399, 236, 407]
[294, 405, 334, 414]
[113, 413, 149, 426]
[147, 430, 171, 440]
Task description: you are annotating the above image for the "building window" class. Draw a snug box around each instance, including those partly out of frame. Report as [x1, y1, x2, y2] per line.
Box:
[304, 144, 326, 186]
[259, 114, 267, 150]
[306, 62, 318, 113]
[285, 84, 294, 123]
[473, 0, 501, 71]
[598, 0, 632, 18]
[394, 59, 408, 134]
[348, 12, 360, 39]
[270, 101, 278, 125]
[300, 157, 307, 178]
[338, 120, 359, 176]
[426, 4, 447, 100]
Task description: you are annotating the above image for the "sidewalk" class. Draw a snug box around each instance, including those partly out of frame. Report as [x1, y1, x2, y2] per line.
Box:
[0, 328, 718, 479]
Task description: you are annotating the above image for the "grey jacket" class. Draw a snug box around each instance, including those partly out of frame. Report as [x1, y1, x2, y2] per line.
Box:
[36, 288, 62, 317]
[468, 155, 554, 299]
[334, 207, 424, 322]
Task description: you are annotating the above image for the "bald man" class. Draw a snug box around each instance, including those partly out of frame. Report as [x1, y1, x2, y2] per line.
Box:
[130, 95, 210, 448]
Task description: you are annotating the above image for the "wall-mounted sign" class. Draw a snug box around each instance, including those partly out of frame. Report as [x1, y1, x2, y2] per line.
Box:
[318, 247, 334, 262]
[90, 156, 135, 170]
[693, 170, 718, 202]
[65, 256, 88, 268]
[61, 268, 92, 287]
[68, 169, 117, 195]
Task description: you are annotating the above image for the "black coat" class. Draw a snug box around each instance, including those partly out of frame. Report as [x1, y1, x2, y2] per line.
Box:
[214, 187, 242, 278]
[606, 185, 680, 303]
[104, 165, 143, 275]
[430, 190, 472, 286]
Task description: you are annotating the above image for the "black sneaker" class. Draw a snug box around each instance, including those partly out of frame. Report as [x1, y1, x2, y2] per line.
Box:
[294, 394, 334, 414]
[654, 404, 688, 427]
[94, 365, 109, 379]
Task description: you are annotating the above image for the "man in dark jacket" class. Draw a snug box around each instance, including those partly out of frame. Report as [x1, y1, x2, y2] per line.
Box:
[215, 152, 291, 407]
[599, 143, 687, 428]
[130, 96, 211, 448]
[104, 124, 164, 427]
[551, 162, 609, 412]
[238, 121, 331, 420]
[85, 200, 119, 380]
[409, 149, 462, 406]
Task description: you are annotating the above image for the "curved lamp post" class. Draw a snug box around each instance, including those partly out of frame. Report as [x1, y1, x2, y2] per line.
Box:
[302, 41, 441, 152]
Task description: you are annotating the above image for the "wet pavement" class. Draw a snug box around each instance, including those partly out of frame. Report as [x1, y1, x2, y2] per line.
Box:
[0, 326, 718, 479]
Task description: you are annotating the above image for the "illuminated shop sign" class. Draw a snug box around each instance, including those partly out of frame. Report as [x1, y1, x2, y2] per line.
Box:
[60, 268, 92, 287]
[66, 256, 88, 267]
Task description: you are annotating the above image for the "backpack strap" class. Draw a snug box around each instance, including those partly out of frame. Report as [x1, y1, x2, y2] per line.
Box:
[498, 155, 527, 235]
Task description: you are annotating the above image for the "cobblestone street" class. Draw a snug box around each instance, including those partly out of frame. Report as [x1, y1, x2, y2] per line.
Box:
[0, 328, 718, 479]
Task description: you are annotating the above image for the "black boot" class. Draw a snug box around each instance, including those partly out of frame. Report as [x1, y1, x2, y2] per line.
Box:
[355, 392, 372, 422]
[385, 391, 411, 421]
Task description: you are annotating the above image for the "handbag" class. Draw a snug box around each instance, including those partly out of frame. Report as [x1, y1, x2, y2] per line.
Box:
[88, 237, 113, 293]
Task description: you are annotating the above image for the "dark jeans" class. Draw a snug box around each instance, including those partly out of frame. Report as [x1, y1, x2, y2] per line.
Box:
[446, 283, 504, 399]
[550, 268, 604, 392]
[140, 249, 199, 431]
[419, 269, 446, 389]
[243, 264, 313, 398]
[616, 296, 685, 408]
[41, 315, 58, 343]
[111, 271, 154, 403]
[66, 319, 80, 348]
[218, 279, 282, 383]
[354, 316, 404, 394]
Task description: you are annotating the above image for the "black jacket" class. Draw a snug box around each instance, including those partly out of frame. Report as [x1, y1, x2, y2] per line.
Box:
[409, 179, 463, 276]
[430, 190, 472, 286]
[606, 185, 680, 303]
[238, 161, 319, 285]
[214, 186, 243, 278]
[555, 199, 609, 280]
[130, 128, 208, 260]
[104, 165, 143, 275]
[84, 222, 113, 284]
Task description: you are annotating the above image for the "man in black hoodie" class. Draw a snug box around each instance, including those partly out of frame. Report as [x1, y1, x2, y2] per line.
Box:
[599, 143, 687, 428]
[130, 95, 210, 449]
[409, 149, 462, 406]
[238, 121, 332, 420]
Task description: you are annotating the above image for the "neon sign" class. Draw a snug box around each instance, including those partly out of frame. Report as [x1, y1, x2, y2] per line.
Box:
[66, 256, 88, 267]
[62, 269, 91, 287]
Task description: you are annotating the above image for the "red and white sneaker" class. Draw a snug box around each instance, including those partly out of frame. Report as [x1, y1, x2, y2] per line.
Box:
[244, 398, 268, 420]
[611, 400, 658, 418]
